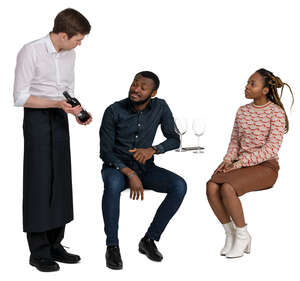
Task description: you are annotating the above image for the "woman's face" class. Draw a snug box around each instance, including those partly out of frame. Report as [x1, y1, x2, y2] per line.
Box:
[245, 72, 268, 100]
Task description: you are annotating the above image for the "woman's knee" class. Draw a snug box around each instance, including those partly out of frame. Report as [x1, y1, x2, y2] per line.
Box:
[220, 183, 236, 198]
[206, 181, 220, 198]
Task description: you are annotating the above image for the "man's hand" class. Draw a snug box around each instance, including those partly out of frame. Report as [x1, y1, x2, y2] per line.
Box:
[58, 100, 82, 116]
[128, 148, 155, 164]
[128, 173, 144, 200]
[75, 113, 93, 125]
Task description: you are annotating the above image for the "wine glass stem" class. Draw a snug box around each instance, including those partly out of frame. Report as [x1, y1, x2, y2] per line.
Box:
[197, 136, 200, 149]
[179, 134, 183, 152]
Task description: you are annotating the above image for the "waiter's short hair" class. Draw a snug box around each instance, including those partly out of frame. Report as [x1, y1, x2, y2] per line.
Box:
[52, 8, 91, 38]
[135, 71, 160, 91]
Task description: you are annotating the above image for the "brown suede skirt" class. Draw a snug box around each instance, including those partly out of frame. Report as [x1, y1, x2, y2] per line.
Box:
[208, 159, 279, 196]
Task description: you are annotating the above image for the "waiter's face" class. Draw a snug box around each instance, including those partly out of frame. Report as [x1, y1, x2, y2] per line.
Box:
[61, 33, 85, 50]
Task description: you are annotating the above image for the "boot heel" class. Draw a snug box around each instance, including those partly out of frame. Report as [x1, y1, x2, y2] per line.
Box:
[244, 240, 251, 254]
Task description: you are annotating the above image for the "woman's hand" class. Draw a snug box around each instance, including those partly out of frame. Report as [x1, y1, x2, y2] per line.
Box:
[214, 161, 232, 174]
[223, 160, 242, 173]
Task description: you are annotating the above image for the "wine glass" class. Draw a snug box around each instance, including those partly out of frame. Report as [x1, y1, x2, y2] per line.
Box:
[174, 118, 188, 152]
[192, 119, 205, 153]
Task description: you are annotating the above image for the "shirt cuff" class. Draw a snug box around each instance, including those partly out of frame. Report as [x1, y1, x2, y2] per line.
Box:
[108, 161, 127, 170]
[223, 156, 232, 163]
[154, 144, 165, 154]
[233, 160, 242, 169]
[14, 91, 31, 107]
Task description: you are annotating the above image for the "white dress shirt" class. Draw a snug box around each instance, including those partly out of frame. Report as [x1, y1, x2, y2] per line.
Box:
[13, 34, 75, 107]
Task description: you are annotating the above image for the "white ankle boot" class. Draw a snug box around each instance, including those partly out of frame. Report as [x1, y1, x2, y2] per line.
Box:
[226, 225, 251, 258]
[220, 221, 235, 256]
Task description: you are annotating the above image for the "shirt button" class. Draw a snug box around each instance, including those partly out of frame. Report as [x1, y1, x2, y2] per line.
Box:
[136, 135, 138, 138]
[138, 124, 141, 127]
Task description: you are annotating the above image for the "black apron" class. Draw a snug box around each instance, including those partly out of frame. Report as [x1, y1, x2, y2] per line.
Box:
[23, 108, 73, 232]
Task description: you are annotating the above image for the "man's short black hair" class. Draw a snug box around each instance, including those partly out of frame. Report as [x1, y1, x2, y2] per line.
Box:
[135, 71, 160, 91]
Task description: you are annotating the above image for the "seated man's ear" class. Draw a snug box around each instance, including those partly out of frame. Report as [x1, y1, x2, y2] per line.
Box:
[151, 90, 157, 98]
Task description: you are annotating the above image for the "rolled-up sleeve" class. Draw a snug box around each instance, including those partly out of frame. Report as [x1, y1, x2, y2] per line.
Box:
[13, 45, 36, 107]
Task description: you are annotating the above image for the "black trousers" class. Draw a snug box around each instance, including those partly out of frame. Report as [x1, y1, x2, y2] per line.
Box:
[27, 225, 65, 259]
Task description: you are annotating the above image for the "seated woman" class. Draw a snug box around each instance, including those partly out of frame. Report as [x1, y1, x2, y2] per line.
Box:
[206, 68, 294, 258]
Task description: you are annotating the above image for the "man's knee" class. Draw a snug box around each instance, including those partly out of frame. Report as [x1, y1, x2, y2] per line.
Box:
[172, 177, 187, 198]
[102, 169, 124, 195]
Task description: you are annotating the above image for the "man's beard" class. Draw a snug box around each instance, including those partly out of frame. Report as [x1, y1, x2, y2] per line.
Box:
[128, 91, 152, 106]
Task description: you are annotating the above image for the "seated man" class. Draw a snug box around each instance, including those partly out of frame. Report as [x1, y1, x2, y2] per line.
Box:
[99, 71, 187, 270]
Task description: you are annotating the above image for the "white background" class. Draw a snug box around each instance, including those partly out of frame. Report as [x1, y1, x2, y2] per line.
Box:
[1, 0, 299, 280]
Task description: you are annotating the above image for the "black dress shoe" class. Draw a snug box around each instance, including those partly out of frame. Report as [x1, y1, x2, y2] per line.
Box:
[29, 256, 60, 272]
[138, 237, 163, 262]
[51, 245, 81, 264]
[106, 246, 123, 270]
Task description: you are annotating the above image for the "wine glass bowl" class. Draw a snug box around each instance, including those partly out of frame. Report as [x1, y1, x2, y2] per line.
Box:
[192, 119, 205, 153]
[174, 118, 188, 152]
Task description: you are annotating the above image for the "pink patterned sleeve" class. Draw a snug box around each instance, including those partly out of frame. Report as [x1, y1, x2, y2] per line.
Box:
[224, 109, 240, 163]
[238, 107, 285, 166]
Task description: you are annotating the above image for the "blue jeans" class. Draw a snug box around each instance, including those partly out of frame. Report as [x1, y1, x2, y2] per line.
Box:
[101, 164, 187, 246]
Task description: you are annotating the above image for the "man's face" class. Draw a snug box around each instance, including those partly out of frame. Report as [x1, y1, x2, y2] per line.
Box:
[128, 75, 157, 105]
[60, 33, 85, 50]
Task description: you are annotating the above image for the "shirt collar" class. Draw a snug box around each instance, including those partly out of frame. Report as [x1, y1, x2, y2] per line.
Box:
[127, 98, 153, 113]
[45, 33, 58, 54]
[251, 101, 272, 109]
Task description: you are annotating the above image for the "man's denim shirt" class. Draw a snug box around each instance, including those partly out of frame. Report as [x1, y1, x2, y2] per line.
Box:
[100, 97, 180, 171]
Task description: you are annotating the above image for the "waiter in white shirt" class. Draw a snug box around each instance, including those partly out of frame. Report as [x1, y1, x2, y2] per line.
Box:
[13, 8, 92, 272]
